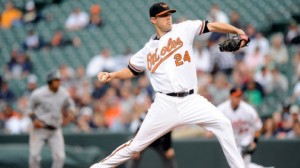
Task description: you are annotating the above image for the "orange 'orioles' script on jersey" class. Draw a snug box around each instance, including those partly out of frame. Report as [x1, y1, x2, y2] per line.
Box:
[147, 37, 183, 72]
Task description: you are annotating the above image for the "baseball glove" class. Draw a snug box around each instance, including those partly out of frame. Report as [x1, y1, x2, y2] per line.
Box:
[219, 34, 250, 52]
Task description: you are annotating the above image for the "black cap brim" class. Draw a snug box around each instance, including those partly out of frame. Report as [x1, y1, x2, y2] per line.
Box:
[155, 9, 176, 17]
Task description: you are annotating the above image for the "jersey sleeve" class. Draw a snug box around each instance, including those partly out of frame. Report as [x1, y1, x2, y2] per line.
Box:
[128, 47, 146, 75]
[183, 20, 208, 37]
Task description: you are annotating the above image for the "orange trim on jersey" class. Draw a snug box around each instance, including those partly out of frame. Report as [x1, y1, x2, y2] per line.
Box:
[199, 20, 205, 35]
[100, 139, 133, 163]
[128, 61, 143, 72]
[150, 42, 183, 73]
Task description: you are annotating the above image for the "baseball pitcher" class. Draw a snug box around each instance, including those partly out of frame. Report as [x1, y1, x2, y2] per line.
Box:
[91, 2, 250, 168]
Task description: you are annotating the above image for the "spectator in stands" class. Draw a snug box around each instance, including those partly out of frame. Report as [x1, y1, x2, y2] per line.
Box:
[23, 30, 44, 50]
[69, 76, 91, 108]
[110, 111, 132, 132]
[281, 100, 292, 121]
[86, 48, 116, 78]
[91, 79, 109, 100]
[23, 1, 42, 25]
[102, 87, 121, 128]
[208, 72, 230, 105]
[65, 8, 89, 31]
[285, 21, 300, 45]
[59, 63, 75, 89]
[109, 84, 135, 132]
[290, 104, 300, 124]
[244, 46, 265, 71]
[0, 81, 15, 104]
[246, 32, 269, 57]
[49, 29, 73, 47]
[115, 48, 133, 71]
[3, 48, 18, 78]
[270, 66, 288, 94]
[77, 106, 95, 132]
[4, 51, 33, 80]
[207, 3, 229, 23]
[72, 66, 92, 98]
[255, 66, 273, 94]
[260, 117, 275, 139]
[246, 24, 258, 40]
[263, 54, 276, 71]
[291, 79, 300, 104]
[231, 69, 244, 89]
[0, 1, 22, 28]
[268, 33, 289, 65]
[23, 74, 38, 98]
[293, 51, 300, 80]
[230, 11, 243, 29]
[242, 70, 264, 107]
[290, 122, 300, 138]
[274, 114, 293, 139]
[3, 103, 30, 134]
[119, 83, 135, 115]
[88, 4, 104, 28]
[92, 101, 108, 129]
[194, 41, 212, 74]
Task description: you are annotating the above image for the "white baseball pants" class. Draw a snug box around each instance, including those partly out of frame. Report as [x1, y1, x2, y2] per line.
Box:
[91, 93, 245, 168]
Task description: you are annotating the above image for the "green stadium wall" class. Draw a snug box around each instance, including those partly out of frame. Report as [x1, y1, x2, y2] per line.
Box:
[0, 133, 299, 168]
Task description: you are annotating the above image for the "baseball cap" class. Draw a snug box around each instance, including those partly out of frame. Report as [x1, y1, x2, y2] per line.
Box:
[149, 2, 176, 17]
[46, 70, 61, 83]
[230, 87, 243, 97]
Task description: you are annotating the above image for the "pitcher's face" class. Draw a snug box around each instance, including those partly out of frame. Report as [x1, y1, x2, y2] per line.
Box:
[151, 12, 173, 33]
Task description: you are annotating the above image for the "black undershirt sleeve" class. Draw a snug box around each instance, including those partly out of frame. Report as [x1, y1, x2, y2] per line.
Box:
[203, 20, 210, 34]
[127, 65, 141, 76]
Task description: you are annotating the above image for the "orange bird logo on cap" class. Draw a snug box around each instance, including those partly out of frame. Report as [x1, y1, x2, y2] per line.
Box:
[160, 3, 168, 8]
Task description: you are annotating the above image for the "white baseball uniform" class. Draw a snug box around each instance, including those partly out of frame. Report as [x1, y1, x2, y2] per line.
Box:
[218, 100, 263, 168]
[91, 20, 245, 168]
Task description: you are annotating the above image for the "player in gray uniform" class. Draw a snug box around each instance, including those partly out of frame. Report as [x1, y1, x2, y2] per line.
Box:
[27, 70, 76, 168]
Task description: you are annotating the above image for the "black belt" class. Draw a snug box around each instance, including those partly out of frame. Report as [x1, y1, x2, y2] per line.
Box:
[44, 125, 57, 130]
[160, 89, 194, 97]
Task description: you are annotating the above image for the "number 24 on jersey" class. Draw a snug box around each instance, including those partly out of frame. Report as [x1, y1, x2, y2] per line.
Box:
[174, 50, 191, 66]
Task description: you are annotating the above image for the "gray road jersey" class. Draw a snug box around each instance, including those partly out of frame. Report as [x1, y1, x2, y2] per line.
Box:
[27, 85, 75, 128]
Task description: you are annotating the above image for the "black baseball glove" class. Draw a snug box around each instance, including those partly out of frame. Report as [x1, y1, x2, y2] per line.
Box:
[219, 34, 250, 52]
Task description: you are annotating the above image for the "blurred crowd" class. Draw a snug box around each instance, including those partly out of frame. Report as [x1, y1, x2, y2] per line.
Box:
[1, 2, 300, 140]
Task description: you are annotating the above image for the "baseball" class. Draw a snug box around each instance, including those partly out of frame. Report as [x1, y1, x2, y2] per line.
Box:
[100, 73, 108, 82]
[100, 75, 106, 81]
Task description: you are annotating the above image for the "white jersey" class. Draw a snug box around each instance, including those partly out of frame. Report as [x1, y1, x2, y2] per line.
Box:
[129, 20, 206, 93]
[217, 100, 262, 147]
